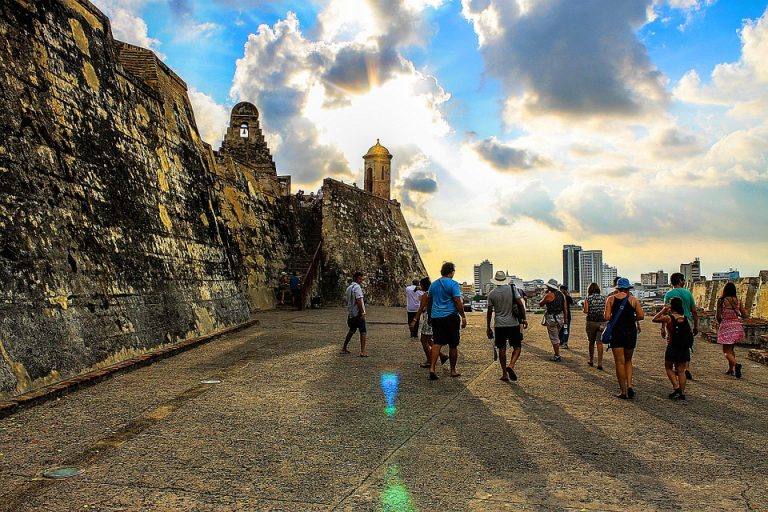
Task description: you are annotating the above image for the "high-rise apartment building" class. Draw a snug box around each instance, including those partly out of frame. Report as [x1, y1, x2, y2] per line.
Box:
[602, 264, 618, 290]
[680, 258, 701, 282]
[473, 259, 493, 294]
[562, 245, 582, 292]
[579, 250, 603, 296]
[640, 270, 669, 286]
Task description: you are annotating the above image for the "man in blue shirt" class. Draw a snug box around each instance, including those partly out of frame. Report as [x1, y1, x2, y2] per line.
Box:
[427, 262, 467, 380]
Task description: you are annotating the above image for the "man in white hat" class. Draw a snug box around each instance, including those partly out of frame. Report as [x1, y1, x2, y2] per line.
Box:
[487, 271, 528, 381]
[539, 279, 568, 361]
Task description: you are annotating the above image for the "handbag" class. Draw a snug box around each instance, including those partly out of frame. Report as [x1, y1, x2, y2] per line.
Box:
[601, 295, 629, 344]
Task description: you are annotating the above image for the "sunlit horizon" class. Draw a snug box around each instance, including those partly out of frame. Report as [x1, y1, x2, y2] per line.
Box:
[95, 0, 768, 284]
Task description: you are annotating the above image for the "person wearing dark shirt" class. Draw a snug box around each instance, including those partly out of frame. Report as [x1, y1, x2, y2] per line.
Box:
[289, 272, 301, 307]
[559, 285, 574, 349]
[604, 278, 645, 399]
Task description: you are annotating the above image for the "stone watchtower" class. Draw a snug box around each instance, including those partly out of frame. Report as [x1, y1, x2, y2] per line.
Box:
[363, 139, 392, 200]
[219, 102, 276, 175]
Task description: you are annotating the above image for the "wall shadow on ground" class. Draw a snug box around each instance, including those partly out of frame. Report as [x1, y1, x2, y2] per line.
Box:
[525, 342, 768, 463]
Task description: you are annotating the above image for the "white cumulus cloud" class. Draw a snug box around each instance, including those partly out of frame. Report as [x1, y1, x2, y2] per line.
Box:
[188, 88, 229, 148]
[462, 0, 668, 123]
[91, 0, 163, 55]
[229, 2, 452, 193]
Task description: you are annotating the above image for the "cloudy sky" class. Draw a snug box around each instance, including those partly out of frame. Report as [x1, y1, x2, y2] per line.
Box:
[93, 0, 768, 284]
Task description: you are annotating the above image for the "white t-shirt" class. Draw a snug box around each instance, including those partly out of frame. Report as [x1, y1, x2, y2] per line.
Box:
[346, 282, 364, 317]
[405, 285, 423, 312]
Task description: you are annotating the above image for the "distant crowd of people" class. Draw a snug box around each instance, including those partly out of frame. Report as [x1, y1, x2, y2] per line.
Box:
[340, 264, 749, 401]
[295, 189, 322, 208]
[277, 271, 302, 307]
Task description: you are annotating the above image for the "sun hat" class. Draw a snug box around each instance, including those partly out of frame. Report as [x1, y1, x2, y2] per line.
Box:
[616, 277, 633, 290]
[491, 270, 510, 285]
[545, 279, 560, 291]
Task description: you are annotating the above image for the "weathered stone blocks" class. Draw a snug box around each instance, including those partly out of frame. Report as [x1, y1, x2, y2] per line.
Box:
[0, 0, 426, 398]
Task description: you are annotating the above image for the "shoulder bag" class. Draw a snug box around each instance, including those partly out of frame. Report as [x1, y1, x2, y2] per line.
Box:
[509, 283, 520, 319]
[601, 295, 629, 345]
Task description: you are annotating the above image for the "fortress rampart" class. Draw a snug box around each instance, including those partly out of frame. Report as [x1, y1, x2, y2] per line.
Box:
[0, 0, 426, 397]
[320, 179, 427, 306]
[690, 277, 768, 320]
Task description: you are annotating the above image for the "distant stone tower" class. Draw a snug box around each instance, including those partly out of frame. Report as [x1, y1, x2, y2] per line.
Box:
[363, 139, 392, 200]
[219, 102, 276, 175]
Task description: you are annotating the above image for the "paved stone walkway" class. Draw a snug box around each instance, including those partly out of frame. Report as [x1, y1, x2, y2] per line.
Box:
[1, 307, 766, 511]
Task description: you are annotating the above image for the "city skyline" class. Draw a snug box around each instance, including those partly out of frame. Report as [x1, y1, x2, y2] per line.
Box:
[93, 1, 768, 283]
[473, 251, 753, 289]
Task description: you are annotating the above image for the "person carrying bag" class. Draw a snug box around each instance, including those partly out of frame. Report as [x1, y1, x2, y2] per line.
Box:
[601, 295, 629, 348]
[603, 278, 645, 400]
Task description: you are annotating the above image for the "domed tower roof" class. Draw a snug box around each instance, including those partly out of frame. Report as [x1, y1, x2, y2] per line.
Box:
[364, 139, 392, 159]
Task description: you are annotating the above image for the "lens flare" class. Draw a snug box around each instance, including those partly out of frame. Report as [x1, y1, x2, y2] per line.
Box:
[380, 372, 399, 417]
[379, 465, 415, 512]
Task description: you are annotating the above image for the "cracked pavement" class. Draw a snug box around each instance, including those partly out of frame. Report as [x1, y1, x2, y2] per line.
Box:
[1, 307, 766, 511]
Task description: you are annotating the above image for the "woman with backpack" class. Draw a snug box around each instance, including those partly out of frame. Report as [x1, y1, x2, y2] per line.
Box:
[582, 282, 607, 370]
[603, 278, 645, 399]
[653, 297, 693, 400]
[716, 282, 748, 378]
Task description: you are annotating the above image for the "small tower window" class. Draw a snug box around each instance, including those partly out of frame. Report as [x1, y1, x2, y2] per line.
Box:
[240, 123, 249, 139]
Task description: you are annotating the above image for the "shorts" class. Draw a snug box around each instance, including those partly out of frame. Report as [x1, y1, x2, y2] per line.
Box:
[494, 326, 522, 349]
[421, 317, 433, 336]
[347, 316, 367, 334]
[585, 320, 606, 344]
[609, 327, 637, 350]
[544, 313, 564, 345]
[431, 314, 460, 348]
[665, 343, 690, 363]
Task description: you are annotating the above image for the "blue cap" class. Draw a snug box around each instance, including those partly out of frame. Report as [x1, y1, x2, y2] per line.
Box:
[616, 277, 633, 289]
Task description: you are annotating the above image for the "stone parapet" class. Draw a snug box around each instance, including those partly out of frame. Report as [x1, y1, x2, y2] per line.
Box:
[690, 277, 768, 321]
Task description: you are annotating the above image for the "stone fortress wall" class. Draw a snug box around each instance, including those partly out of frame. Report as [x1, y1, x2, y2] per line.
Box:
[690, 277, 768, 320]
[320, 179, 427, 306]
[690, 275, 768, 346]
[0, 0, 426, 397]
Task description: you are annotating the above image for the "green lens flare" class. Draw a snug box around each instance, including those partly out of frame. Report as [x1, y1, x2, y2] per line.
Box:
[379, 465, 415, 512]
